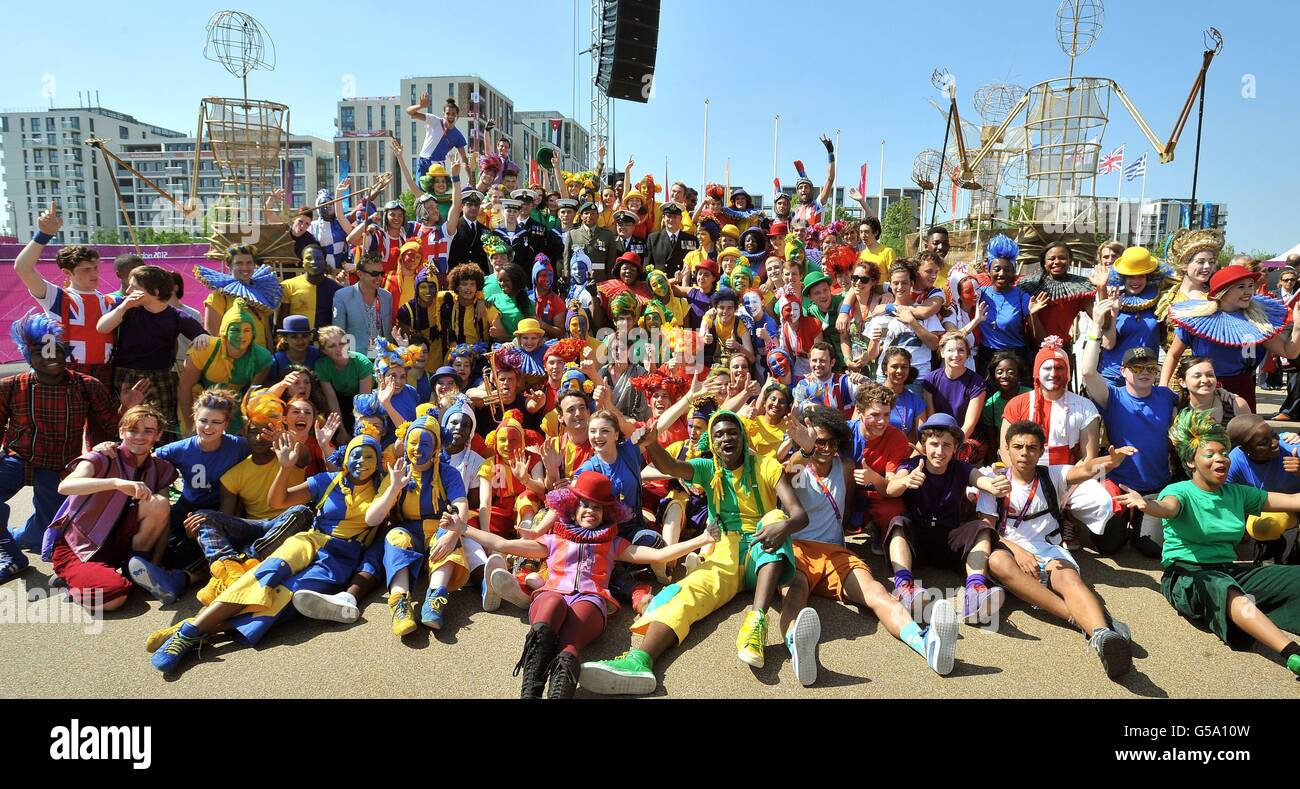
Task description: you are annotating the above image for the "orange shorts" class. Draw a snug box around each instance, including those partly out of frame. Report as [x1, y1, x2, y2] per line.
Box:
[793, 539, 874, 604]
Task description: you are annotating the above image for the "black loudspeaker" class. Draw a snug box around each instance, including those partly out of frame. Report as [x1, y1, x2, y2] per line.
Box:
[596, 0, 661, 103]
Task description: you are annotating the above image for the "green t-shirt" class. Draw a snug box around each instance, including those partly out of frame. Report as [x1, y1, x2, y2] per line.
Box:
[487, 289, 532, 336]
[688, 454, 782, 534]
[314, 351, 374, 398]
[982, 386, 1031, 429]
[1158, 480, 1267, 566]
[804, 293, 846, 364]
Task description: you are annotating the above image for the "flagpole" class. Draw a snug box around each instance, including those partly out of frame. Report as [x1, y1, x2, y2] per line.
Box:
[878, 139, 885, 219]
[832, 129, 841, 220]
[702, 99, 709, 194]
[1116, 156, 1123, 243]
[773, 114, 780, 202]
[1138, 161, 1147, 247]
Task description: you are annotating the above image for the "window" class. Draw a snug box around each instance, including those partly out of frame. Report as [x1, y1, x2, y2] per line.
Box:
[448, 82, 455, 98]
[380, 105, 386, 131]
[409, 83, 416, 104]
[119, 125, 129, 139]
[340, 106, 355, 132]
[366, 105, 373, 130]
[46, 117, 55, 131]
[410, 121, 417, 151]
[358, 141, 366, 172]
[377, 139, 385, 172]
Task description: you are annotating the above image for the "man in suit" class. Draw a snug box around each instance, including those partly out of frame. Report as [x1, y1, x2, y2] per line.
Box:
[563, 201, 618, 283]
[446, 188, 489, 275]
[332, 252, 394, 358]
[646, 202, 697, 280]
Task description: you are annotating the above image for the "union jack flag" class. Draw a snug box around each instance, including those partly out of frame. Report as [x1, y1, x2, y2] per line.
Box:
[1097, 145, 1125, 175]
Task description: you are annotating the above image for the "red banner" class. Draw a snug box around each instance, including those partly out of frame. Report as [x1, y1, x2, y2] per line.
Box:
[859, 163, 868, 198]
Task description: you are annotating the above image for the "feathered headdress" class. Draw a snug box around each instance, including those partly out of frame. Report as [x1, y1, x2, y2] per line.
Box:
[371, 337, 407, 377]
[493, 346, 524, 373]
[544, 337, 586, 364]
[10, 311, 67, 363]
[448, 343, 479, 364]
[481, 233, 512, 259]
[986, 234, 1020, 266]
[242, 386, 286, 431]
[194, 263, 283, 311]
[1169, 407, 1230, 466]
[609, 291, 640, 319]
[705, 184, 725, 202]
[632, 371, 687, 400]
[559, 366, 596, 398]
[822, 244, 857, 277]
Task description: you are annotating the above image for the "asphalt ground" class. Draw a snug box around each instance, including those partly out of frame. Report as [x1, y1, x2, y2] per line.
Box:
[1, 386, 1299, 699]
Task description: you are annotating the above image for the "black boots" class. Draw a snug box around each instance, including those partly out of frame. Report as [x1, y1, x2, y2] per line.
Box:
[513, 623, 559, 699]
[546, 651, 580, 699]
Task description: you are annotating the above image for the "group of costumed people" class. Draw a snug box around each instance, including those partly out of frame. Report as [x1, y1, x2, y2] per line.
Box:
[7, 120, 1300, 698]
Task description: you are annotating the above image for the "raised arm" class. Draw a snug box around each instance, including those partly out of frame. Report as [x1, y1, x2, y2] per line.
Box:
[392, 139, 418, 195]
[1079, 299, 1111, 409]
[16, 201, 61, 299]
[816, 135, 837, 206]
[643, 427, 695, 480]
[405, 93, 430, 121]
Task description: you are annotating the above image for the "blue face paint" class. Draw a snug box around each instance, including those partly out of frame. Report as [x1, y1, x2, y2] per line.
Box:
[346, 445, 377, 480]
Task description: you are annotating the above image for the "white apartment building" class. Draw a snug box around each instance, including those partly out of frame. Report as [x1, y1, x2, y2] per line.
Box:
[513, 111, 591, 174]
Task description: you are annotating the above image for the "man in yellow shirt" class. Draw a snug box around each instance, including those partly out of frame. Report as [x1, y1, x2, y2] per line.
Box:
[279, 245, 343, 330]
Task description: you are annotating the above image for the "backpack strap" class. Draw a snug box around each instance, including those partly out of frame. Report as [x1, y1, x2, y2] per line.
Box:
[1035, 465, 1064, 539]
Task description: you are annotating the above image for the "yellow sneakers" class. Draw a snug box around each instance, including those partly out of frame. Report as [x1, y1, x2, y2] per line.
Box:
[389, 591, 417, 638]
[145, 617, 194, 653]
[736, 609, 768, 668]
[196, 558, 256, 606]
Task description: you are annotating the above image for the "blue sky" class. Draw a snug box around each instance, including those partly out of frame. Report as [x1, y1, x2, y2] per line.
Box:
[3, 0, 1296, 253]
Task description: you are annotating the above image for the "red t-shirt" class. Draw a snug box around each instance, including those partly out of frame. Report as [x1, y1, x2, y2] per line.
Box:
[641, 417, 689, 499]
[857, 424, 911, 521]
[1036, 298, 1086, 343]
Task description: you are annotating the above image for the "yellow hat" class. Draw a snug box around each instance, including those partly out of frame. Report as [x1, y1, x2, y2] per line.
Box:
[513, 318, 546, 337]
[425, 163, 449, 179]
[1113, 247, 1160, 277]
[721, 224, 740, 240]
[718, 247, 742, 262]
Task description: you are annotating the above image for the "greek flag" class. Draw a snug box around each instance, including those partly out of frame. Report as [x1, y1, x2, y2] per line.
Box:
[1124, 154, 1147, 182]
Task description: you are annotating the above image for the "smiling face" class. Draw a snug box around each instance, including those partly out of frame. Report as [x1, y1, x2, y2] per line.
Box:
[559, 394, 590, 434]
[860, 403, 890, 439]
[1044, 245, 1071, 277]
[405, 425, 438, 468]
[434, 375, 460, 400]
[576, 498, 605, 529]
[518, 331, 544, 352]
[587, 415, 619, 455]
[1123, 274, 1148, 295]
[989, 258, 1015, 289]
[993, 358, 1020, 394]
[1122, 359, 1158, 393]
[231, 253, 256, 283]
[711, 418, 745, 469]
[916, 260, 939, 291]
[728, 355, 749, 386]
[763, 389, 791, 421]
[286, 400, 315, 435]
[922, 431, 956, 470]
[809, 347, 833, 379]
[884, 352, 911, 388]
[120, 416, 162, 458]
[193, 406, 229, 446]
[1191, 440, 1231, 486]
[451, 354, 473, 380]
[619, 261, 639, 284]
[226, 320, 254, 354]
[26, 339, 68, 380]
[941, 337, 969, 370]
[808, 282, 832, 311]
[810, 425, 839, 465]
[888, 270, 913, 302]
[1181, 360, 1217, 401]
[1099, 246, 1120, 267]
[303, 247, 327, 276]
[1218, 279, 1256, 312]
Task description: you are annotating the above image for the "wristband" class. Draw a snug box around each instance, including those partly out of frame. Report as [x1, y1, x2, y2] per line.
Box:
[839, 302, 853, 315]
[451, 175, 461, 184]
[828, 153, 835, 164]
[1086, 333, 1101, 342]
[33, 231, 53, 245]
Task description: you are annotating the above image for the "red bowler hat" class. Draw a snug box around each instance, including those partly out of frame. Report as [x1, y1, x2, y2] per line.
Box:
[1208, 265, 1261, 298]
[571, 471, 619, 507]
[767, 221, 789, 238]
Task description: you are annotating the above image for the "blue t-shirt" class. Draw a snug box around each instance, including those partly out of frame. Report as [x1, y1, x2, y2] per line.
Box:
[1226, 442, 1300, 494]
[1100, 310, 1159, 382]
[576, 439, 645, 516]
[1102, 384, 1178, 491]
[977, 286, 1031, 351]
[383, 385, 422, 445]
[1174, 326, 1261, 378]
[420, 116, 468, 163]
[155, 435, 251, 507]
[270, 347, 323, 380]
[890, 388, 927, 440]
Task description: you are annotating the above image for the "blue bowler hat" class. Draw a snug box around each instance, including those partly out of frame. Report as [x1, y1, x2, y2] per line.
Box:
[277, 315, 311, 334]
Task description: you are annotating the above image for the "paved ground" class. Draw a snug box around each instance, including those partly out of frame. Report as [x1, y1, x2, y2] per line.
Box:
[1, 386, 1299, 699]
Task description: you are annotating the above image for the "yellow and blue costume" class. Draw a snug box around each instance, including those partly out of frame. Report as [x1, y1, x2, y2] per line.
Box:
[218, 429, 386, 645]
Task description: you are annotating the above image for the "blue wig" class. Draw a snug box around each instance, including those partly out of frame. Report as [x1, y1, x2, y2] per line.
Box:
[11, 312, 68, 364]
[986, 234, 1020, 266]
[353, 392, 384, 419]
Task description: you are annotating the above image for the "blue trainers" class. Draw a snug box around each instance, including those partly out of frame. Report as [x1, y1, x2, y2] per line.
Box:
[421, 585, 449, 629]
[128, 557, 187, 605]
[0, 550, 28, 585]
[151, 622, 201, 673]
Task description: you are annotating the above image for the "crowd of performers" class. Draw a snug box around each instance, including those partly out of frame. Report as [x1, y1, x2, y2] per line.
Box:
[5, 118, 1300, 697]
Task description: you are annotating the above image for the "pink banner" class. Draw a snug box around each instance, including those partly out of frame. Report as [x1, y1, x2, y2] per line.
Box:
[0, 243, 220, 364]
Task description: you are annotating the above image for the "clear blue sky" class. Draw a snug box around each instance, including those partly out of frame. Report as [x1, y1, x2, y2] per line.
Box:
[3, 0, 1296, 254]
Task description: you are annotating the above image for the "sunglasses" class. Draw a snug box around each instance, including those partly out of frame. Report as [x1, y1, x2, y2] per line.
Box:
[852, 275, 872, 284]
[359, 268, 383, 277]
[1126, 362, 1159, 373]
[812, 437, 838, 449]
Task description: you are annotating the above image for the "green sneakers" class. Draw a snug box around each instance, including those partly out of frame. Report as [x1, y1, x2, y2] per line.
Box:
[580, 649, 657, 696]
[1287, 653, 1300, 677]
[737, 609, 768, 668]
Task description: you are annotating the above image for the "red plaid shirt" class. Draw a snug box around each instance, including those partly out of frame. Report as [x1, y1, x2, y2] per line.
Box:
[0, 372, 120, 483]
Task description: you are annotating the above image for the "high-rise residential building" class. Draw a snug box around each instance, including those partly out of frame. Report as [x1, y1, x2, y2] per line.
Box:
[113, 134, 334, 236]
[0, 105, 185, 243]
[513, 111, 591, 174]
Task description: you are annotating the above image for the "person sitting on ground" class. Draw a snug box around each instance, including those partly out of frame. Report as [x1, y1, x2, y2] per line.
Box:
[982, 420, 1137, 678]
[1116, 409, 1300, 681]
[1224, 414, 1300, 564]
